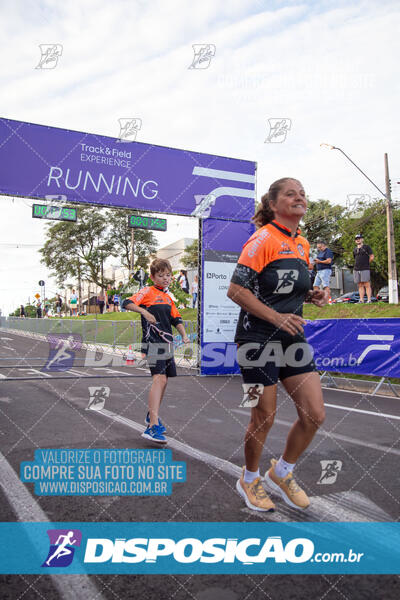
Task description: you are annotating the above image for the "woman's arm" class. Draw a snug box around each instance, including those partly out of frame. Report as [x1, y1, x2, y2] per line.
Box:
[227, 282, 306, 336]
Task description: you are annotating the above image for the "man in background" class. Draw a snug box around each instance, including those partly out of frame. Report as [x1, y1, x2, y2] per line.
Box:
[353, 234, 374, 303]
[312, 241, 334, 299]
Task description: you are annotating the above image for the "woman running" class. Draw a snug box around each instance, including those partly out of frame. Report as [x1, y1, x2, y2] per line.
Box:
[227, 178, 328, 512]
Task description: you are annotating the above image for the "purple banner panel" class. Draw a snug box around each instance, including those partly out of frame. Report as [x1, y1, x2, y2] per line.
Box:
[201, 218, 255, 376]
[305, 318, 400, 378]
[0, 118, 255, 220]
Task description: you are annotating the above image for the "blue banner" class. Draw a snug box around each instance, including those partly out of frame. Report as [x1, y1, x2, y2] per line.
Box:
[0, 118, 256, 221]
[0, 522, 399, 574]
[304, 318, 400, 378]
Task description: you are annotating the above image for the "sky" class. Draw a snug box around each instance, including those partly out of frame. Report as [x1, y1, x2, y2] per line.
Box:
[1, 0, 399, 315]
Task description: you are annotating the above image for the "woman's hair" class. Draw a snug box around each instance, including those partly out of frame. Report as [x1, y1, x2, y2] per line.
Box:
[252, 177, 302, 229]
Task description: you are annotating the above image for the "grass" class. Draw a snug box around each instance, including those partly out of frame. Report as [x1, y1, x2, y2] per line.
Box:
[303, 302, 400, 319]
[62, 308, 198, 321]
[64, 303, 399, 321]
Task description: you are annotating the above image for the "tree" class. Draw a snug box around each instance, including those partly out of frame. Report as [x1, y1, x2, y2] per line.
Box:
[40, 206, 115, 289]
[301, 199, 343, 256]
[106, 209, 158, 272]
[337, 198, 400, 292]
[182, 239, 199, 269]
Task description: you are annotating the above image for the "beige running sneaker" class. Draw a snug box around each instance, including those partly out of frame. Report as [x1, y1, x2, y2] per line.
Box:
[236, 467, 275, 512]
[265, 458, 310, 509]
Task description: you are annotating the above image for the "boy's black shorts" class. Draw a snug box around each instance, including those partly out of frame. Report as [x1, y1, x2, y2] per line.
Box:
[148, 357, 177, 377]
[238, 334, 316, 387]
[145, 343, 177, 378]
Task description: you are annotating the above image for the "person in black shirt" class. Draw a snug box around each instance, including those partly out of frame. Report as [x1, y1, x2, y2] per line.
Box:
[353, 234, 374, 303]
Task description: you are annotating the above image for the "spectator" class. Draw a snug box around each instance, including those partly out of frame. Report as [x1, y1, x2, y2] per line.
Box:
[191, 275, 198, 308]
[113, 292, 121, 312]
[97, 290, 106, 314]
[353, 234, 374, 303]
[36, 300, 42, 318]
[70, 289, 78, 316]
[107, 284, 115, 312]
[20, 304, 26, 318]
[55, 294, 62, 317]
[177, 269, 189, 294]
[133, 267, 148, 289]
[312, 241, 333, 298]
[43, 298, 50, 317]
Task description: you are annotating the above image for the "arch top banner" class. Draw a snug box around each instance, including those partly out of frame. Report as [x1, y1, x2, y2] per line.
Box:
[0, 118, 256, 221]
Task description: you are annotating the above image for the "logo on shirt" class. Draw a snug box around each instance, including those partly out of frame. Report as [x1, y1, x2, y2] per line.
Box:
[278, 242, 294, 255]
[297, 243, 305, 256]
[273, 269, 299, 294]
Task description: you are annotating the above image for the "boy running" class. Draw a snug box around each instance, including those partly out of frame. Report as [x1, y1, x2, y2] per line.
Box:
[122, 259, 190, 444]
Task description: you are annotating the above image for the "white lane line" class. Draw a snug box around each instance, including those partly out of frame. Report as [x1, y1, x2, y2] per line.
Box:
[98, 408, 241, 478]
[94, 409, 390, 522]
[232, 409, 400, 457]
[0, 452, 104, 599]
[324, 402, 400, 421]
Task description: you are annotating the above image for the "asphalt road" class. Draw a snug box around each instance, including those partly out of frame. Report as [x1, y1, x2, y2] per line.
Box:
[0, 331, 399, 599]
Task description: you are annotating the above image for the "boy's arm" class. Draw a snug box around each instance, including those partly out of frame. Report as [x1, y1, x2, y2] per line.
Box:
[122, 298, 156, 323]
[170, 299, 189, 342]
[176, 322, 189, 343]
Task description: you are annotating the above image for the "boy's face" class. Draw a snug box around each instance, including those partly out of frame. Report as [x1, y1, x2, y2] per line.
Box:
[153, 269, 172, 288]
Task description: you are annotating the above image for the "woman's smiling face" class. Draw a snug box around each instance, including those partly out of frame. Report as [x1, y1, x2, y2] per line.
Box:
[270, 179, 307, 219]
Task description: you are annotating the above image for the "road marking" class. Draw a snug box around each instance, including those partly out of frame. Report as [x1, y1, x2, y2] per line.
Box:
[92, 409, 391, 521]
[232, 409, 400, 457]
[323, 402, 400, 421]
[98, 408, 241, 478]
[0, 451, 104, 600]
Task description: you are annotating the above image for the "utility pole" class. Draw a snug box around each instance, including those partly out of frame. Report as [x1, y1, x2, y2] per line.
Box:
[130, 229, 135, 278]
[384, 153, 399, 304]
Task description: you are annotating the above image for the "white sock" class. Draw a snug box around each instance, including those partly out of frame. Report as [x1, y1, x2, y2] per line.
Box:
[244, 468, 260, 483]
[274, 457, 296, 478]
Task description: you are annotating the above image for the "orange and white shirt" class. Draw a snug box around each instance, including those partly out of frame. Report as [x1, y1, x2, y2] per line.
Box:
[230, 219, 311, 342]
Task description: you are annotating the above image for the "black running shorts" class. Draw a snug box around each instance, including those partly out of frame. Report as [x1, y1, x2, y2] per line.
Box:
[148, 357, 177, 378]
[238, 333, 316, 387]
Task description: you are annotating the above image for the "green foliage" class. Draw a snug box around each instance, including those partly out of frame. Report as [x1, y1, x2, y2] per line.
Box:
[302, 199, 343, 256]
[40, 206, 158, 289]
[106, 209, 158, 271]
[337, 198, 400, 291]
[182, 239, 199, 269]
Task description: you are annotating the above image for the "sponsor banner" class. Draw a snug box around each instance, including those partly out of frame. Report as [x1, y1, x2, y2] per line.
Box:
[0, 522, 399, 574]
[304, 318, 400, 378]
[0, 118, 255, 220]
[201, 219, 255, 375]
[200, 317, 400, 379]
[20, 449, 185, 496]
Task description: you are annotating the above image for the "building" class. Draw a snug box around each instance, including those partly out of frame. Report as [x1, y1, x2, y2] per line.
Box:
[156, 238, 196, 272]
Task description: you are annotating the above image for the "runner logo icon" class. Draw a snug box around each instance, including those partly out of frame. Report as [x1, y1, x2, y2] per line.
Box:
[273, 269, 299, 294]
[317, 460, 343, 485]
[42, 529, 82, 567]
[43, 334, 82, 372]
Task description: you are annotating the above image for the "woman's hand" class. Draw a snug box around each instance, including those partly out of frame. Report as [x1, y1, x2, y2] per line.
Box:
[270, 311, 307, 336]
[309, 290, 329, 307]
[182, 335, 190, 344]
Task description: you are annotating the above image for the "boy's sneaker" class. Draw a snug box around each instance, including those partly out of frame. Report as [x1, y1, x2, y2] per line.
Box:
[141, 424, 167, 444]
[144, 412, 166, 433]
[264, 459, 310, 509]
[236, 467, 275, 512]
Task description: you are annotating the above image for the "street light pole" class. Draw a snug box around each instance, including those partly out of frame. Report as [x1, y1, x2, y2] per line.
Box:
[384, 153, 399, 304]
[321, 144, 398, 304]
